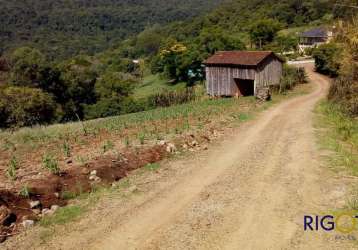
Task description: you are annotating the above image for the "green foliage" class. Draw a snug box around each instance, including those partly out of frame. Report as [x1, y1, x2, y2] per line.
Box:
[328, 17, 358, 117]
[146, 87, 199, 108]
[42, 154, 60, 175]
[0, 0, 338, 129]
[316, 101, 358, 175]
[59, 59, 98, 120]
[0, 0, 223, 60]
[102, 140, 114, 153]
[329, 76, 358, 117]
[60, 191, 78, 200]
[19, 185, 30, 198]
[6, 156, 18, 181]
[152, 33, 244, 83]
[145, 163, 160, 171]
[0, 86, 57, 127]
[249, 19, 283, 48]
[63, 141, 71, 158]
[83, 72, 138, 119]
[40, 205, 84, 227]
[9, 47, 45, 86]
[279, 65, 308, 93]
[138, 132, 146, 145]
[312, 43, 343, 77]
[269, 34, 299, 53]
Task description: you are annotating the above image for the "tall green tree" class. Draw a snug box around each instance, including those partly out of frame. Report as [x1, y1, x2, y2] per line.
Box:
[249, 19, 283, 49]
[84, 71, 137, 119]
[0, 86, 57, 127]
[9, 47, 45, 86]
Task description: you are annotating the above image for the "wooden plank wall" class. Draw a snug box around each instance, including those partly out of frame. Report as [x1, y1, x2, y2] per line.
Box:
[205, 57, 283, 96]
[206, 66, 255, 96]
[255, 58, 283, 89]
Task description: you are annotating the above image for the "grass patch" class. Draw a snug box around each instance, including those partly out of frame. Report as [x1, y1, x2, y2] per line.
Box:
[40, 205, 85, 227]
[315, 100, 358, 175]
[133, 74, 187, 99]
[144, 163, 161, 171]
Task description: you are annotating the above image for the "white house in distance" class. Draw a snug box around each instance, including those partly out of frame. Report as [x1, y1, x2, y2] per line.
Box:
[298, 27, 333, 53]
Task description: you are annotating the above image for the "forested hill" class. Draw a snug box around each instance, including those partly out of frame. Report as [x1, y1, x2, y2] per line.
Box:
[0, 0, 223, 60]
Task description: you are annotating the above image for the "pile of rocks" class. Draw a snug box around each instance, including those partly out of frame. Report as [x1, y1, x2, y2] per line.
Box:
[89, 170, 101, 182]
[157, 140, 177, 153]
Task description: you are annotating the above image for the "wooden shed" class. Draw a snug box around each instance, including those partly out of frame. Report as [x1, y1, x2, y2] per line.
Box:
[203, 51, 284, 97]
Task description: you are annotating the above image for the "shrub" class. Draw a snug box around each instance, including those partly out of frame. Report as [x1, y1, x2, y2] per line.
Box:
[83, 72, 138, 119]
[327, 16, 358, 117]
[0, 86, 57, 128]
[329, 76, 358, 117]
[312, 43, 343, 77]
[279, 65, 308, 93]
[147, 87, 198, 108]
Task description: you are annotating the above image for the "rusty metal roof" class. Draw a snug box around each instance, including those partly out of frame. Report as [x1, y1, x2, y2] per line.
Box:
[203, 51, 283, 67]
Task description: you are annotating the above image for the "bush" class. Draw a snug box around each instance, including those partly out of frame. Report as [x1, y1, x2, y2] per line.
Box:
[312, 43, 342, 77]
[0, 86, 57, 128]
[279, 65, 308, 93]
[329, 76, 358, 117]
[83, 72, 139, 119]
[327, 16, 358, 117]
[146, 87, 199, 108]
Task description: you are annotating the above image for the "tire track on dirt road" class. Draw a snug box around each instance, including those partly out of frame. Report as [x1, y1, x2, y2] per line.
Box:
[5, 64, 354, 250]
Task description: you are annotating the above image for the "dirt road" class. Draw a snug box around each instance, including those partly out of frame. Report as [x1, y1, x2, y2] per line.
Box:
[5, 64, 354, 249]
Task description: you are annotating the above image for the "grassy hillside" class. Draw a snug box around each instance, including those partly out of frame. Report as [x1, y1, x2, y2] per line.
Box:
[133, 75, 188, 99]
[0, 0, 223, 60]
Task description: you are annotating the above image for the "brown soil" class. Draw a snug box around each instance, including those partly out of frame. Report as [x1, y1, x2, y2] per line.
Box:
[0, 145, 167, 242]
[2, 64, 354, 249]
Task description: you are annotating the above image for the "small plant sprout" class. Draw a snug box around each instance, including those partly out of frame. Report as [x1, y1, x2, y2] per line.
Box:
[145, 163, 160, 171]
[19, 185, 30, 198]
[102, 140, 114, 153]
[124, 136, 130, 147]
[42, 154, 60, 175]
[6, 156, 18, 181]
[138, 132, 145, 145]
[63, 141, 71, 157]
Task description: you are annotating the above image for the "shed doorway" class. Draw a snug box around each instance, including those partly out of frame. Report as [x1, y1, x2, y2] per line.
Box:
[234, 79, 255, 96]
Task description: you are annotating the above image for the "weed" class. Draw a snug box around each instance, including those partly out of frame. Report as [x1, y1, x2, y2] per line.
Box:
[238, 113, 251, 121]
[63, 141, 71, 157]
[19, 185, 30, 198]
[42, 154, 60, 175]
[40, 205, 84, 227]
[76, 155, 88, 165]
[138, 132, 145, 145]
[6, 156, 18, 181]
[145, 163, 160, 171]
[102, 140, 114, 153]
[315, 101, 358, 175]
[347, 190, 358, 210]
[60, 190, 78, 200]
[2, 139, 15, 151]
[124, 136, 130, 147]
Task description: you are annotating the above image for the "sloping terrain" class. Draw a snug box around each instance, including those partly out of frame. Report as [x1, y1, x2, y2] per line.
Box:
[0, 0, 223, 59]
[3, 64, 355, 249]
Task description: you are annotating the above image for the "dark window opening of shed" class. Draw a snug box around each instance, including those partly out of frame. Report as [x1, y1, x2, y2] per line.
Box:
[234, 79, 254, 96]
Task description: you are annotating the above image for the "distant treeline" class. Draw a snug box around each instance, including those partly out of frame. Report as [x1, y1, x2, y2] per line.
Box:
[0, 0, 223, 60]
[1, 0, 355, 128]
